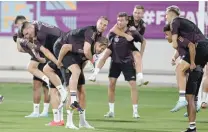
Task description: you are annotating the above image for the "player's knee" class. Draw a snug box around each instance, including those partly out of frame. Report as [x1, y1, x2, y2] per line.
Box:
[133, 51, 141, 62]
[109, 82, 116, 91]
[33, 80, 42, 91]
[129, 80, 137, 89]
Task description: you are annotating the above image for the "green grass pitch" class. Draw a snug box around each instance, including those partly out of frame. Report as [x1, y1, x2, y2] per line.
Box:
[0, 83, 208, 132]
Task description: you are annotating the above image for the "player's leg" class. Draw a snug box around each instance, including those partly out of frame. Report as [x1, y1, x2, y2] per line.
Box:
[43, 62, 67, 106]
[46, 69, 66, 126]
[40, 83, 50, 117]
[104, 62, 120, 118]
[76, 72, 94, 129]
[132, 50, 148, 86]
[25, 78, 42, 118]
[183, 67, 203, 132]
[201, 65, 208, 108]
[122, 62, 140, 118]
[67, 63, 82, 111]
[171, 59, 189, 112]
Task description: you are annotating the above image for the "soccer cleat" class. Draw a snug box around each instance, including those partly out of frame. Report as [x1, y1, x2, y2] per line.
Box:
[60, 120, 65, 126]
[182, 128, 197, 132]
[170, 100, 188, 112]
[104, 111, 115, 118]
[133, 113, 140, 119]
[25, 112, 39, 118]
[0, 95, 4, 104]
[39, 112, 49, 117]
[137, 78, 149, 86]
[45, 121, 63, 126]
[65, 123, 79, 130]
[69, 101, 84, 113]
[79, 120, 94, 129]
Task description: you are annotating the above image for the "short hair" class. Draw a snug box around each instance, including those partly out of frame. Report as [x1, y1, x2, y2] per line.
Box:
[97, 36, 109, 46]
[14, 15, 26, 24]
[99, 16, 109, 22]
[134, 5, 145, 10]
[163, 24, 171, 32]
[166, 5, 180, 16]
[20, 21, 31, 34]
[117, 12, 128, 20]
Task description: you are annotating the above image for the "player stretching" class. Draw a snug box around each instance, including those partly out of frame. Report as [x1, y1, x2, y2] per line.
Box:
[110, 5, 148, 86]
[14, 16, 50, 117]
[89, 12, 143, 118]
[166, 5, 208, 131]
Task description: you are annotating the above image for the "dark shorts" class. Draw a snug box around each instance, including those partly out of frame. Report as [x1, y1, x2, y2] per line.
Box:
[186, 65, 203, 95]
[108, 61, 136, 81]
[182, 40, 208, 68]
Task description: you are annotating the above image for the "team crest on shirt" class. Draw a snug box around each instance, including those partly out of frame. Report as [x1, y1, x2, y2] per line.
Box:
[114, 36, 119, 42]
[91, 32, 96, 41]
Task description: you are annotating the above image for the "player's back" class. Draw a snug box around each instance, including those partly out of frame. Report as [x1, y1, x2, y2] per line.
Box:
[172, 17, 205, 43]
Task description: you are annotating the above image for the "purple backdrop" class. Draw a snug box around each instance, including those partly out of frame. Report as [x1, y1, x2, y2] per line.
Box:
[0, 1, 199, 38]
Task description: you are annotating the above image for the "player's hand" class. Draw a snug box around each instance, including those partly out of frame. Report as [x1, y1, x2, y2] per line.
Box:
[129, 26, 137, 31]
[56, 60, 63, 69]
[190, 62, 196, 71]
[171, 57, 176, 66]
[88, 73, 97, 82]
[125, 34, 134, 41]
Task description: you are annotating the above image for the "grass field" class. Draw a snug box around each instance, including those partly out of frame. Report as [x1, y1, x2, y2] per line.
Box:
[0, 83, 208, 132]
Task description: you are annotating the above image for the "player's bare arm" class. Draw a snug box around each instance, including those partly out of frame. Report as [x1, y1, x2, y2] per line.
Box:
[39, 45, 58, 66]
[16, 38, 26, 53]
[110, 24, 133, 41]
[57, 44, 71, 67]
[83, 41, 93, 61]
[172, 34, 178, 49]
[97, 49, 112, 69]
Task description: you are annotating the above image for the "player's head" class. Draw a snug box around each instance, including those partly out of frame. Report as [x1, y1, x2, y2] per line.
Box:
[96, 16, 109, 33]
[14, 15, 26, 27]
[163, 24, 172, 43]
[117, 12, 129, 29]
[21, 21, 35, 39]
[94, 36, 109, 54]
[133, 5, 145, 21]
[166, 5, 180, 23]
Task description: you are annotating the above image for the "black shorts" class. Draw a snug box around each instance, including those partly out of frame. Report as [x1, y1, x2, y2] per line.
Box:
[108, 61, 136, 81]
[32, 62, 47, 87]
[64, 69, 85, 86]
[182, 40, 208, 68]
[186, 65, 203, 95]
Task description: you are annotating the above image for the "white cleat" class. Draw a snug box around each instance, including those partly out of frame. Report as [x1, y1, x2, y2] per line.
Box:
[25, 112, 39, 118]
[65, 123, 79, 130]
[79, 120, 95, 129]
[170, 100, 188, 112]
[104, 111, 114, 118]
[39, 112, 48, 117]
[137, 78, 149, 86]
[133, 113, 140, 119]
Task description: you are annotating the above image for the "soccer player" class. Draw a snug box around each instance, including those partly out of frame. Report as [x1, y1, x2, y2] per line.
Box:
[20, 20, 68, 107]
[163, 22, 208, 132]
[89, 12, 143, 118]
[165, 5, 206, 113]
[13, 16, 50, 117]
[110, 5, 148, 86]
